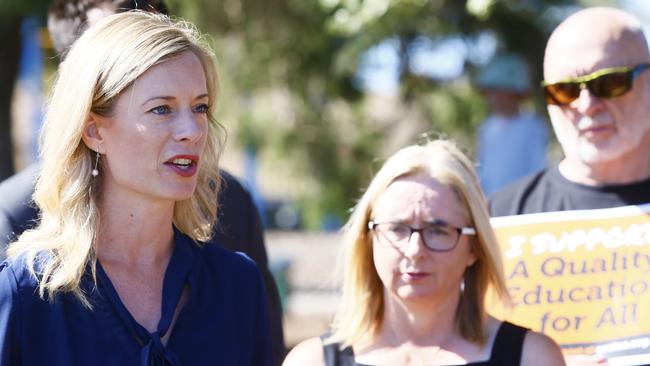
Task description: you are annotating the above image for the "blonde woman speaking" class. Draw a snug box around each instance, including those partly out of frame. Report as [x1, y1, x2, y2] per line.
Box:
[0, 11, 272, 365]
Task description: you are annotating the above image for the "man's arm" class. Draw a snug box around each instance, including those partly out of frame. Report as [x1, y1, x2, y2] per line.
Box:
[0, 163, 41, 255]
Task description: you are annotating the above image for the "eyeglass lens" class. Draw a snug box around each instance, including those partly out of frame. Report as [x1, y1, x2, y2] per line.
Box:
[374, 223, 460, 251]
[545, 70, 633, 105]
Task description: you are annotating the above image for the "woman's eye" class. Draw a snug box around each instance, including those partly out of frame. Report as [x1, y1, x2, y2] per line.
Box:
[150, 105, 171, 115]
[425, 226, 452, 237]
[386, 224, 409, 237]
[193, 104, 210, 114]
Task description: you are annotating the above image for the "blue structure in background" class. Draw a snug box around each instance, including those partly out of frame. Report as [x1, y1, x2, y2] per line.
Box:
[244, 146, 267, 227]
[18, 16, 44, 163]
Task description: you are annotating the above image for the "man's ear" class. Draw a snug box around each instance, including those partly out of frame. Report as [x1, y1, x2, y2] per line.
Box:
[81, 113, 105, 153]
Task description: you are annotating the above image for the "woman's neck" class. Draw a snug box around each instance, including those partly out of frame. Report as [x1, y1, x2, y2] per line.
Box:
[97, 191, 176, 266]
[353, 293, 470, 365]
[378, 292, 460, 345]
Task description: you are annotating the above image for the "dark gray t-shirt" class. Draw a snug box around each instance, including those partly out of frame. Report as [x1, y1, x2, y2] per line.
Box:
[489, 165, 650, 217]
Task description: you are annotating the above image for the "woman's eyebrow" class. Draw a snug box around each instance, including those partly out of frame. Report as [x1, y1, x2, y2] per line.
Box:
[140, 93, 209, 106]
[140, 96, 175, 106]
[423, 219, 451, 226]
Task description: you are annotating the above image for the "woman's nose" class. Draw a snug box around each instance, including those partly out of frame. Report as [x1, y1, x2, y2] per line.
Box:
[174, 110, 205, 143]
[402, 231, 427, 258]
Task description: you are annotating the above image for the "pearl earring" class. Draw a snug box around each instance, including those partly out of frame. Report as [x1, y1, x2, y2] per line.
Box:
[92, 150, 100, 177]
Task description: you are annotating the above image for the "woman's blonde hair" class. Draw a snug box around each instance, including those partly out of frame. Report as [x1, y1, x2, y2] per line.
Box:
[328, 139, 511, 347]
[7, 11, 223, 306]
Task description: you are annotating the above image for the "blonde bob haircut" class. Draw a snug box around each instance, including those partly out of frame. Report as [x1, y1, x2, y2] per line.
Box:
[7, 11, 223, 306]
[328, 139, 512, 348]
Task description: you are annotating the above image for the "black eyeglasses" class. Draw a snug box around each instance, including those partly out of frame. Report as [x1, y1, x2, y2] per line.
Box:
[542, 63, 650, 106]
[368, 220, 476, 252]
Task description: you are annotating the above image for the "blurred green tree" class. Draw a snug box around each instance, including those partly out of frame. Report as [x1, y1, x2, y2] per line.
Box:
[166, 0, 589, 228]
[3, 0, 617, 227]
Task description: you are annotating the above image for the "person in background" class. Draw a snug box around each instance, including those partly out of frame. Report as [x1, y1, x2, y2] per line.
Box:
[0, 0, 285, 362]
[283, 139, 564, 366]
[476, 53, 548, 195]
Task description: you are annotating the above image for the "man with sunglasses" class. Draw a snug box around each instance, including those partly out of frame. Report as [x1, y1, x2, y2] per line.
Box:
[490, 6, 650, 215]
[489, 7, 650, 365]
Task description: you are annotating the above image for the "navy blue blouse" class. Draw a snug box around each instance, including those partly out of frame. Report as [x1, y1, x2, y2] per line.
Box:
[0, 229, 273, 365]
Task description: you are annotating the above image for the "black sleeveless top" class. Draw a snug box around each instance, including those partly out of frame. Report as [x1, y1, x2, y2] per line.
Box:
[321, 321, 528, 366]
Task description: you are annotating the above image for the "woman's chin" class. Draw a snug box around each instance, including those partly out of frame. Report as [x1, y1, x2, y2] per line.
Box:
[394, 287, 438, 303]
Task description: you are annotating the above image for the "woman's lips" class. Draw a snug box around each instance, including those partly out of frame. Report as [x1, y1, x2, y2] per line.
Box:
[401, 272, 430, 282]
[164, 155, 199, 177]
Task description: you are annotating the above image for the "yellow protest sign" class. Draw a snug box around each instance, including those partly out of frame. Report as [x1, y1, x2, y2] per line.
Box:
[490, 205, 650, 364]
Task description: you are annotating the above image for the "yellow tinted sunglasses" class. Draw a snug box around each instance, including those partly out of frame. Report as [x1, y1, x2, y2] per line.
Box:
[542, 63, 650, 105]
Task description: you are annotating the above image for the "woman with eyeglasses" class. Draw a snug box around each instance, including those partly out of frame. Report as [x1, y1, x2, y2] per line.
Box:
[283, 139, 565, 366]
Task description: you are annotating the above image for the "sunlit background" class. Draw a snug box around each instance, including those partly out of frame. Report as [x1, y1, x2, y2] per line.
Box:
[2, 0, 649, 348]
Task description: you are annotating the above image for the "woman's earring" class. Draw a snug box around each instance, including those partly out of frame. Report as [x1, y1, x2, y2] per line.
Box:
[460, 277, 465, 293]
[92, 151, 100, 177]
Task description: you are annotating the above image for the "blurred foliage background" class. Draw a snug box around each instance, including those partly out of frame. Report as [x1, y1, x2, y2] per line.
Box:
[0, 0, 631, 228]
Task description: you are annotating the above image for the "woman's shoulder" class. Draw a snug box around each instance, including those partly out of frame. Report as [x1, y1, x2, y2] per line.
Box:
[192, 236, 261, 279]
[0, 255, 42, 291]
[174, 229, 257, 272]
[0, 255, 48, 316]
[521, 330, 566, 366]
[198, 240, 257, 267]
[282, 336, 325, 366]
[489, 318, 565, 366]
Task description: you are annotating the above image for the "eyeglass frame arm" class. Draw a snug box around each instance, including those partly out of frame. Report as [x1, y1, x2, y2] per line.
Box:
[541, 63, 650, 87]
[367, 220, 476, 236]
